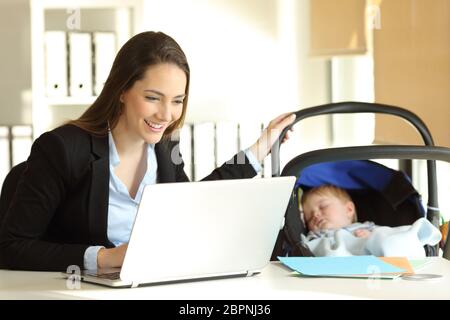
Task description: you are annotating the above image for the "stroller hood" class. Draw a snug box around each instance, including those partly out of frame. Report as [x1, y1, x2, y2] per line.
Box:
[296, 160, 425, 226]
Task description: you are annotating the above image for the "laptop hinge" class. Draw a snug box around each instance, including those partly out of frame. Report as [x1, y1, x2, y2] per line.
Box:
[131, 282, 139, 288]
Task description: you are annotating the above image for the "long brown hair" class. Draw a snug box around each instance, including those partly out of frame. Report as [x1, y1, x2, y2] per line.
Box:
[68, 31, 190, 139]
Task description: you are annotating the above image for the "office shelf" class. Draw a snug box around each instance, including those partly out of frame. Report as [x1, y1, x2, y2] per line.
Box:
[30, 0, 143, 139]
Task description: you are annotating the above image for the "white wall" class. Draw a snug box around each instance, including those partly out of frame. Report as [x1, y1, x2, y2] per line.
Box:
[142, 0, 331, 170]
[0, 0, 32, 125]
[330, 55, 375, 146]
[143, 0, 285, 122]
[278, 0, 333, 169]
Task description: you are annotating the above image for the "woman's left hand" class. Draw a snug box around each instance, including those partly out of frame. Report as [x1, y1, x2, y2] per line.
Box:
[249, 112, 296, 163]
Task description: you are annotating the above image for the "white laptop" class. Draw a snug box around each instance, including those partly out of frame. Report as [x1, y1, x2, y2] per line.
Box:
[71, 177, 295, 288]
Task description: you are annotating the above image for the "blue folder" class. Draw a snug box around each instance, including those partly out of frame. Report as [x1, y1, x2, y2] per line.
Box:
[278, 256, 406, 276]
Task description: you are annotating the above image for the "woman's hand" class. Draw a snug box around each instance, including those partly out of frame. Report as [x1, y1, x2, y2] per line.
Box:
[97, 243, 128, 269]
[249, 113, 296, 163]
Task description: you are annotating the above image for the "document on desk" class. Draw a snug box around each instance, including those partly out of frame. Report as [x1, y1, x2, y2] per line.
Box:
[278, 256, 409, 279]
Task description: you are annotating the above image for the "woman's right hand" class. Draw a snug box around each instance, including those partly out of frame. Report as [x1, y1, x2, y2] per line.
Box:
[249, 113, 296, 163]
[97, 243, 128, 269]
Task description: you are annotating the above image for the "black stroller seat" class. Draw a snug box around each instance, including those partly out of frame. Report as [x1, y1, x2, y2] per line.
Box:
[297, 160, 423, 228]
[279, 159, 424, 258]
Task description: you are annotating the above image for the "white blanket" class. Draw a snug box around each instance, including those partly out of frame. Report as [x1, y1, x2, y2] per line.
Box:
[302, 218, 442, 258]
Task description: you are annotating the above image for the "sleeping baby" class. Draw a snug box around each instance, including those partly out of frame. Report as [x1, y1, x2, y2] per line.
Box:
[300, 185, 442, 257]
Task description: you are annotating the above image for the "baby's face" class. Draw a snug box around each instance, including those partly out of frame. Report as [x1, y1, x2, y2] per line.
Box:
[302, 193, 355, 232]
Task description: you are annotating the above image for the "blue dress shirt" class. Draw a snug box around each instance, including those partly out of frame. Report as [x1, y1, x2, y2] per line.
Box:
[83, 132, 262, 270]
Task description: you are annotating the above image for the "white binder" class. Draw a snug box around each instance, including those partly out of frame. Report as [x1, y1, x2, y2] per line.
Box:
[179, 124, 193, 180]
[193, 123, 216, 181]
[11, 126, 33, 167]
[238, 122, 262, 153]
[68, 32, 93, 97]
[44, 31, 68, 97]
[239, 122, 263, 177]
[93, 32, 116, 96]
[215, 122, 238, 166]
[0, 126, 9, 190]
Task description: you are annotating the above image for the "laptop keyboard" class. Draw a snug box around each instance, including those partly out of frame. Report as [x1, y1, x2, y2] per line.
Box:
[93, 271, 121, 280]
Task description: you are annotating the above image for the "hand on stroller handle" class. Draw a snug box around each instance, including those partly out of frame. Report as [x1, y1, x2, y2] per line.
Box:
[249, 112, 296, 163]
[274, 101, 434, 149]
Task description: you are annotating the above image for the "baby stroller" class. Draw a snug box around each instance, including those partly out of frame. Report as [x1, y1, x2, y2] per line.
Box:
[269, 102, 450, 259]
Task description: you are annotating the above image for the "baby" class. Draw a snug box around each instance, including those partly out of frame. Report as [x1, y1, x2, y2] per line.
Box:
[299, 184, 442, 257]
[300, 184, 374, 240]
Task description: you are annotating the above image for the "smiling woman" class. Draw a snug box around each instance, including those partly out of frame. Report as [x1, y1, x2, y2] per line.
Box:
[0, 31, 296, 272]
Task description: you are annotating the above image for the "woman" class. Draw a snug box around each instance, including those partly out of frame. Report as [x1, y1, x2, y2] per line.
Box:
[0, 32, 295, 271]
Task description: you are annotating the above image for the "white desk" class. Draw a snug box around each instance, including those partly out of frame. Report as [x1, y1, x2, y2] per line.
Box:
[1, 258, 449, 300]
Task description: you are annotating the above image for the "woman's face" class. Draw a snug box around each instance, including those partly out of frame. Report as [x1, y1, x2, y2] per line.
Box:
[302, 193, 355, 232]
[119, 63, 187, 144]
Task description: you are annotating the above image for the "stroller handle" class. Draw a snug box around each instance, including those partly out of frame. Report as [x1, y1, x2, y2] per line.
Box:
[280, 144, 450, 260]
[271, 101, 434, 177]
[282, 145, 450, 176]
[270, 101, 439, 215]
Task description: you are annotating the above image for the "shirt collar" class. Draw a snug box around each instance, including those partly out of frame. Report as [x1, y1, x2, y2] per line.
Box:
[108, 131, 120, 168]
[108, 131, 156, 169]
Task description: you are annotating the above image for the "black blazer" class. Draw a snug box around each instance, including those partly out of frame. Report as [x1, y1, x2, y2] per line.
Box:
[0, 125, 257, 271]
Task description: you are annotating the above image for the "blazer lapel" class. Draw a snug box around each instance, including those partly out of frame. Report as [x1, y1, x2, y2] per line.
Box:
[155, 141, 177, 183]
[88, 133, 113, 247]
